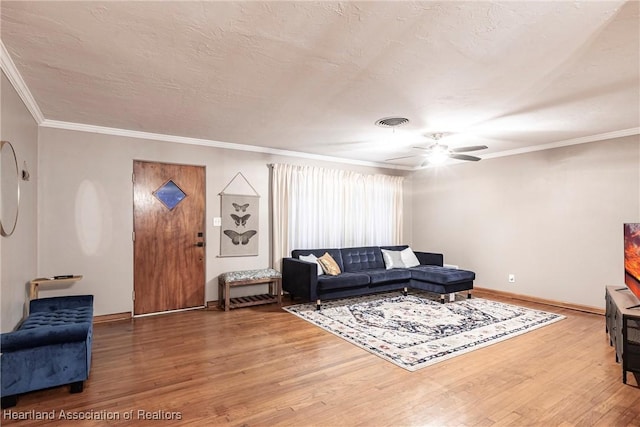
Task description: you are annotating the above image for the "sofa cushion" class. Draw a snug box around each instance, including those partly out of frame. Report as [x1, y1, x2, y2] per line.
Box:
[341, 247, 385, 272]
[318, 252, 342, 275]
[381, 249, 405, 269]
[292, 249, 344, 272]
[381, 247, 421, 269]
[400, 247, 421, 268]
[317, 273, 370, 291]
[410, 265, 475, 284]
[299, 254, 323, 276]
[366, 268, 412, 285]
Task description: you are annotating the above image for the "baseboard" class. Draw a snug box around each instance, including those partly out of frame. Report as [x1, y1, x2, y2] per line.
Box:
[94, 304, 221, 322]
[93, 312, 132, 323]
[474, 287, 604, 316]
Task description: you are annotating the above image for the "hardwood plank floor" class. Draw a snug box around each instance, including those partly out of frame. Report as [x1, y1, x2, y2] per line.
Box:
[2, 292, 638, 426]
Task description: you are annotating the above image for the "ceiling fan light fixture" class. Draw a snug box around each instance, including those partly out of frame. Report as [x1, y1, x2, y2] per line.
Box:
[427, 150, 449, 165]
[386, 130, 487, 167]
[423, 143, 449, 166]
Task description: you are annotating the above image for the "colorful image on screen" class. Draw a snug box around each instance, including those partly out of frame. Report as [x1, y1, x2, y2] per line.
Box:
[624, 223, 640, 301]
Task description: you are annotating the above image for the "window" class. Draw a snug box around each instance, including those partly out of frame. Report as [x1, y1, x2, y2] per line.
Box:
[271, 164, 403, 267]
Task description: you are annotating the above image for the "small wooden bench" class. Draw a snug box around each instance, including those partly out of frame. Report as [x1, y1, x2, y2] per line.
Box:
[218, 268, 282, 311]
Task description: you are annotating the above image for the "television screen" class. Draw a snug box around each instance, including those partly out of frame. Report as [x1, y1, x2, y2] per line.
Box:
[624, 223, 640, 301]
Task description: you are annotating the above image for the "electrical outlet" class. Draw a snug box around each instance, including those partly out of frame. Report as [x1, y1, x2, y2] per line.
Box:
[508, 274, 516, 283]
[213, 217, 222, 227]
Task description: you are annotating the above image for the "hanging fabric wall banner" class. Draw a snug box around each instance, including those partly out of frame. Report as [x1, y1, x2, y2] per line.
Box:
[220, 194, 259, 256]
[219, 172, 260, 257]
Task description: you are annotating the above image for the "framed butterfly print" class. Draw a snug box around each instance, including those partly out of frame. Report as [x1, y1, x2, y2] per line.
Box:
[220, 193, 259, 256]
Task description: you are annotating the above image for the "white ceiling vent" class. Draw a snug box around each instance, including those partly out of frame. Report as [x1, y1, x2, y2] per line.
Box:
[375, 117, 410, 128]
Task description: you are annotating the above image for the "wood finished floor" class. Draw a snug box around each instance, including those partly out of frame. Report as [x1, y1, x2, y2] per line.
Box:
[3, 292, 639, 427]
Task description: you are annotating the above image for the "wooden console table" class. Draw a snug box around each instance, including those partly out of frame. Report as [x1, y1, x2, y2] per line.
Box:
[218, 269, 281, 311]
[30, 275, 83, 300]
[605, 285, 640, 384]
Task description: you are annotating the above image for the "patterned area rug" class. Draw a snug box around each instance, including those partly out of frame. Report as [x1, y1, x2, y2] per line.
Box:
[284, 292, 565, 371]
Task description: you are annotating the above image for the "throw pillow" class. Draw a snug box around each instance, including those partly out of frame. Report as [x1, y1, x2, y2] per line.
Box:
[317, 252, 341, 276]
[381, 249, 405, 269]
[299, 254, 323, 276]
[401, 247, 421, 268]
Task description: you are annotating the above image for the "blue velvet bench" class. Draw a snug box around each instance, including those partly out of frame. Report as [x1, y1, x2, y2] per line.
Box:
[1, 295, 94, 408]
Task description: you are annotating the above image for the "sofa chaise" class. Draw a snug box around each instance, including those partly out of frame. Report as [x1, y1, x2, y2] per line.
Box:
[282, 245, 475, 309]
[1, 295, 94, 408]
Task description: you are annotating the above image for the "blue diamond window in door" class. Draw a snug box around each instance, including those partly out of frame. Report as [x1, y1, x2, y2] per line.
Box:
[153, 179, 187, 210]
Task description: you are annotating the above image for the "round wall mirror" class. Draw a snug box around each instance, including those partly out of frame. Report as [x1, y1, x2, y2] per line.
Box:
[1, 140, 20, 237]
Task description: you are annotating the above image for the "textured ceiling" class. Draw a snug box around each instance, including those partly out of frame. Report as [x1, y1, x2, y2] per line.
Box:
[1, 1, 639, 168]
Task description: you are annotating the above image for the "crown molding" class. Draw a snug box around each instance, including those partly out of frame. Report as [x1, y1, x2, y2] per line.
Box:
[415, 127, 640, 169]
[0, 39, 44, 124]
[40, 119, 639, 172]
[479, 127, 640, 161]
[40, 119, 412, 171]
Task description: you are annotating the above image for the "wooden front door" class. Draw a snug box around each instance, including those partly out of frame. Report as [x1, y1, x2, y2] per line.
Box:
[133, 161, 205, 315]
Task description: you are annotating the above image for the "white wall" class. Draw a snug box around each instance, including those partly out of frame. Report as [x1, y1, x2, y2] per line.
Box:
[0, 71, 38, 332]
[411, 136, 640, 309]
[37, 127, 411, 316]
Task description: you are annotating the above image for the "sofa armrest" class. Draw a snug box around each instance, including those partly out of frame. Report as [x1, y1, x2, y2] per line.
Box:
[414, 251, 444, 266]
[30, 295, 94, 314]
[1, 323, 91, 353]
[282, 258, 318, 301]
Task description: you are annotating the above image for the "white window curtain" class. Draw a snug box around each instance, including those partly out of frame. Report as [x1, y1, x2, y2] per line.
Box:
[271, 164, 403, 269]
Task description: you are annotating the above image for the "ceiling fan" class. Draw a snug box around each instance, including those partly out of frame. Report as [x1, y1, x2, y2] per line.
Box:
[387, 133, 488, 166]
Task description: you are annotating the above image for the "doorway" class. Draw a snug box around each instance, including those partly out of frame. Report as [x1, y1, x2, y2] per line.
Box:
[133, 160, 206, 315]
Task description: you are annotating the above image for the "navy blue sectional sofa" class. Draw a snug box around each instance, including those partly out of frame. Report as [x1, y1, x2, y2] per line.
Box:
[1, 295, 94, 408]
[282, 245, 475, 309]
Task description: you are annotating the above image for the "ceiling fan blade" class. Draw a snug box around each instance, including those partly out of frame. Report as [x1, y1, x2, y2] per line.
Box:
[385, 154, 419, 161]
[449, 154, 482, 162]
[450, 145, 488, 153]
[412, 145, 435, 152]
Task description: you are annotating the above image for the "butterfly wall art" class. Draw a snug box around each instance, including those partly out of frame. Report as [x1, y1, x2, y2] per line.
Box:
[231, 214, 250, 227]
[219, 193, 259, 256]
[223, 230, 257, 245]
[232, 202, 249, 212]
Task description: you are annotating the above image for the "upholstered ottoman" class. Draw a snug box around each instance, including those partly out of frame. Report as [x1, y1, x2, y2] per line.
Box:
[409, 266, 475, 303]
[1, 295, 94, 408]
